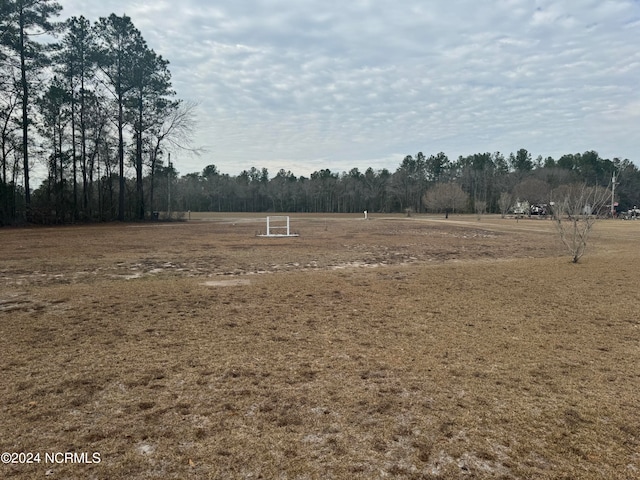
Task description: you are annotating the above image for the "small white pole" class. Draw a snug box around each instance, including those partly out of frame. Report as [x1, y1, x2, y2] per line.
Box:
[364, 210, 368, 220]
[286, 216, 290, 236]
[266, 216, 271, 235]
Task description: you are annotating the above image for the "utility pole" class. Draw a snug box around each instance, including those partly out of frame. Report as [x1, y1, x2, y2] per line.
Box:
[611, 170, 616, 217]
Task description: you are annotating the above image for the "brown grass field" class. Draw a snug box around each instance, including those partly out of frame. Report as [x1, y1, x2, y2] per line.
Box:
[1, 213, 639, 479]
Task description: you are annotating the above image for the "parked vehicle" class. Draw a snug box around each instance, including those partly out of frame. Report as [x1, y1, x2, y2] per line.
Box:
[512, 200, 530, 217]
[530, 204, 548, 216]
[622, 207, 640, 220]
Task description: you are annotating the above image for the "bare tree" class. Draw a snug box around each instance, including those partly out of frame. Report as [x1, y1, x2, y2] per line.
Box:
[423, 182, 468, 214]
[498, 191, 512, 218]
[146, 100, 200, 214]
[550, 183, 610, 263]
[474, 199, 487, 220]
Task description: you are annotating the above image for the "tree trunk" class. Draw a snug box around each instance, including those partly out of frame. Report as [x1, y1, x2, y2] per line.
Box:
[117, 96, 125, 221]
[135, 96, 144, 220]
[71, 78, 78, 221]
[19, 5, 30, 219]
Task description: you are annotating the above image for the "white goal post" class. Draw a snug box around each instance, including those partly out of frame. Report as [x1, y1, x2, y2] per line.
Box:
[258, 216, 299, 237]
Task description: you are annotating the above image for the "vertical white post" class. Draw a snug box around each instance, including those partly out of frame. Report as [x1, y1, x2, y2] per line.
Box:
[286, 216, 290, 236]
[364, 210, 368, 220]
[266, 216, 271, 235]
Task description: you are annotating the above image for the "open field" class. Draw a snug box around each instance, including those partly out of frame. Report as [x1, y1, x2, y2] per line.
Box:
[1, 213, 639, 479]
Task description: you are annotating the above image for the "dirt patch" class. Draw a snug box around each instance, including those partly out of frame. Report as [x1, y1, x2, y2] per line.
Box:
[201, 279, 252, 287]
[0, 214, 564, 288]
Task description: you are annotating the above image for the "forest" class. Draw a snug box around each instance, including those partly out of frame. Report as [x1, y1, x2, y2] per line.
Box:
[2, 1, 639, 224]
[161, 151, 639, 217]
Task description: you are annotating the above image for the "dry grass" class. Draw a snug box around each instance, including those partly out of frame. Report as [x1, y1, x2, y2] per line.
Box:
[1, 214, 639, 479]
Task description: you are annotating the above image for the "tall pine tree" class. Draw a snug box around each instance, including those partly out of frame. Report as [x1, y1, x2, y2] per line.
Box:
[93, 14, 143, 221]
[2, 0, 62, 219]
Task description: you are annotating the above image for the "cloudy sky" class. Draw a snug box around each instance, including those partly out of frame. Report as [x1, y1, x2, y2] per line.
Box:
[57, 0, 640, 177]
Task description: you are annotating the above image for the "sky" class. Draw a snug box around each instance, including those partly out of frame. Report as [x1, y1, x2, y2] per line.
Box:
[56, 0, 640, 178]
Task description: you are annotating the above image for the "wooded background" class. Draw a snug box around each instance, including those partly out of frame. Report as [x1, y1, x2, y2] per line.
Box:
[2, 1, 638, 224]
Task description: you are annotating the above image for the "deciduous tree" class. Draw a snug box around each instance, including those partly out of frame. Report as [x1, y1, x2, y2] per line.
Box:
[498, 191, 512, 218]
[550, 183, 610, 263]
[422, 182, 468, 214]
[146, 100, 198, 216]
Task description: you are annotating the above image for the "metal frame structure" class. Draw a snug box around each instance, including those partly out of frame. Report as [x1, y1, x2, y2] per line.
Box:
[258, 216, 299, 237]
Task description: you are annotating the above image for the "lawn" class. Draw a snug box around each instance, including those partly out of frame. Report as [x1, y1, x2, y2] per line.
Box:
[1, 214, 638, 479]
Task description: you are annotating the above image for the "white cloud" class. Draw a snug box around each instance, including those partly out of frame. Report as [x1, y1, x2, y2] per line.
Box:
[56, 0, 640, 176]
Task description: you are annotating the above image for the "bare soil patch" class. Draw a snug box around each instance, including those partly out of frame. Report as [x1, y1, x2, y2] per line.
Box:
[1, 214, 639, 479]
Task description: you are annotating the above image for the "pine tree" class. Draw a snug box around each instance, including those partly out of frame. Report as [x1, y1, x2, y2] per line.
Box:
[2, 0, 62, 219]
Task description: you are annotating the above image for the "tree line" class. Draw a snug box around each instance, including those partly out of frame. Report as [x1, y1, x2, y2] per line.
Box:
[163, 149, 638, 217]
[1, 0, 194, 225]
[1, 2, 638, 224]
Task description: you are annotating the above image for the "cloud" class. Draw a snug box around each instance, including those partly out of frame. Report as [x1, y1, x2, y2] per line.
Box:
[57, 0, 640, 176]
